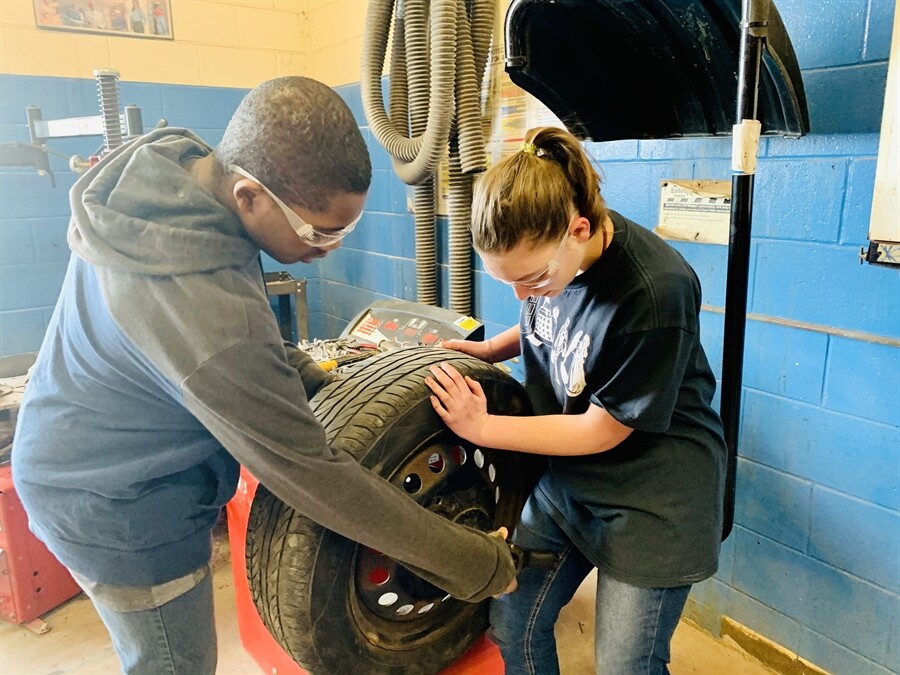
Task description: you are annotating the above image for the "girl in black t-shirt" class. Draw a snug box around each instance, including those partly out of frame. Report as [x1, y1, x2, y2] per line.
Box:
[425, 126, 726, 675]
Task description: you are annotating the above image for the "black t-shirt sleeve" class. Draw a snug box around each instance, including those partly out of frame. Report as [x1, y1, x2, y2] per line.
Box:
[589, 326, 695, 433]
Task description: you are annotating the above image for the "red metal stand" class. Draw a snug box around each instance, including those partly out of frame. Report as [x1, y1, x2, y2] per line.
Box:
[226, 467, 505, 675]
[0, 465, 81, 629]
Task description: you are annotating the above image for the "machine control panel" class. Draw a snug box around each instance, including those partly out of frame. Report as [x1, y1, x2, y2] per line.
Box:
[341, 300, 485, 347]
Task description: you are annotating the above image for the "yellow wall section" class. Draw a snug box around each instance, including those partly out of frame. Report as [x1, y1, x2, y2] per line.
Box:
[305, 0, 367, 87]
[0, 0, 369, 88]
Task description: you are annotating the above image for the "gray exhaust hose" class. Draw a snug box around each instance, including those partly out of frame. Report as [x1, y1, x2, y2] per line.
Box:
[361, 0, 456, 185]
[361, 0, 494, 311]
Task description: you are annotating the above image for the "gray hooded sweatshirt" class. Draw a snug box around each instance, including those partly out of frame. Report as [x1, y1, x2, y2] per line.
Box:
[11, 129, 514, 601]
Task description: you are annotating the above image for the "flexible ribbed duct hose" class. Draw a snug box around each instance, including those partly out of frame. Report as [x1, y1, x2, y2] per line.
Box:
[361, 0, 494, 312]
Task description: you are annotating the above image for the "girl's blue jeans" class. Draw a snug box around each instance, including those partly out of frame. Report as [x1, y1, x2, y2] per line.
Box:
[490, 489, 691, 675]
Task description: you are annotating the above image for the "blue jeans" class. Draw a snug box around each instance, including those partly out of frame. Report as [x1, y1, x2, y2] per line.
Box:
[490, 492, 691, 675]
[73, 568, 217, 675]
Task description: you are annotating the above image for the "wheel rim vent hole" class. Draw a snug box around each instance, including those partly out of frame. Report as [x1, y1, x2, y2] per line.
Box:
[374, 595, 436, 615]
[428, 452, 445, 473]
[403, 473, 422, 493]
[368, 567, 390, 586]
[451, 445, 467, 465]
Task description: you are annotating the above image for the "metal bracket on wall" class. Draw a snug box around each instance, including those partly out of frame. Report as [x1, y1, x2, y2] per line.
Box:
[860, 242, 900, 267]
[264, 272, 309, 344]
[0, 69, 151, 186]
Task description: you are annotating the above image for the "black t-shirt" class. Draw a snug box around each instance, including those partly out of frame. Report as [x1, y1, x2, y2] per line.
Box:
[520, 211, 726, 588]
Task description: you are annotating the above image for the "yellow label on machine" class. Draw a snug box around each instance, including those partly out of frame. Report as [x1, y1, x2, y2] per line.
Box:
[454, 316, 481, 331]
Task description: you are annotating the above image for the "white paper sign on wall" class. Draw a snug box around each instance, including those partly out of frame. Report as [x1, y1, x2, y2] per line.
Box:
[655, 180, 732, 246]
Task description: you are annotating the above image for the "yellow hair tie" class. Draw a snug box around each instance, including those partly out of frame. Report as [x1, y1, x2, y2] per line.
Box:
[520, 141, 537, 155]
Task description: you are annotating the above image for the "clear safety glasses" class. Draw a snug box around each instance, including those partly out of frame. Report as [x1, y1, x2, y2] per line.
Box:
[488, 232, 570, 290]
[230, 165, 362, 247]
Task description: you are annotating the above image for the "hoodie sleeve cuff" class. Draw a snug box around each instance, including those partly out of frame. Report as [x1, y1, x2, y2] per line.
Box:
[399, 529, 517, 603]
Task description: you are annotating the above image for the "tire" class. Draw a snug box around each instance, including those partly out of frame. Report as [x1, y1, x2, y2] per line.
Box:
[246, 347, 540, 675]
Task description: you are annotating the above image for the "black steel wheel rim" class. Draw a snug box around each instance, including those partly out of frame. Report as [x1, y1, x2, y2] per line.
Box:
[349, 431, 505, 650]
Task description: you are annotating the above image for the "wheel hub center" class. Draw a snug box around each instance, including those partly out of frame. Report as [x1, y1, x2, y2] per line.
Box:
[427, 490, 492, 532]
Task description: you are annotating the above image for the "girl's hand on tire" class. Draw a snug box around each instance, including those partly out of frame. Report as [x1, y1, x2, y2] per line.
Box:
[425, 362, 490, 445]
[439, 339, 493, 362]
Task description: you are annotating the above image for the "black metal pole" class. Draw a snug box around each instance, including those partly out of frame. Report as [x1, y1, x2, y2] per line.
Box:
[721, 0, 769, 540]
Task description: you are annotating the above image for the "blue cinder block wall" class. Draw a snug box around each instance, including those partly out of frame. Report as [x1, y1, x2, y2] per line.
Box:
[0, 77, 315, 356]
[1, 1, 897, 673]
[323, 2, 899, 674]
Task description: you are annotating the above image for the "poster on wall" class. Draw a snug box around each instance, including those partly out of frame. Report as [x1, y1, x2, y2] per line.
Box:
[33, 0, 172, 39]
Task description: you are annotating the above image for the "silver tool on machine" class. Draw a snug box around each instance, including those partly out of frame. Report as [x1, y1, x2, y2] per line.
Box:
[292, 299, 486, 372]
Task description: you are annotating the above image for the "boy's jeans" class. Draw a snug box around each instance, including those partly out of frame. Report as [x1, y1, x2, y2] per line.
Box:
[70, 566, 216, 675]
[490, 490, 691, 675]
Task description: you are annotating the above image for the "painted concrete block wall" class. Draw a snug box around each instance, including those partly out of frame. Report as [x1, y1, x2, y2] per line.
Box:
[0, 0, 340, 356]
[0, 75, 254, 355]
[0, 0, 309, 87]
[0, 73, 318, 355]
[304, 0, 369, 86]
[315, 2, 899, 674]
[0, 0, 379, 356]
[1, 1, 898, 674]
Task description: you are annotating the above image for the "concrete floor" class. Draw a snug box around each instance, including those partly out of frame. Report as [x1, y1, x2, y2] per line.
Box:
[1, 531, 777, 675]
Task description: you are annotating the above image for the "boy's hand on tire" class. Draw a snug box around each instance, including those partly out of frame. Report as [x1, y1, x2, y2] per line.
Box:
[488, 527, 518, 596]
[283, 341, 337, 399]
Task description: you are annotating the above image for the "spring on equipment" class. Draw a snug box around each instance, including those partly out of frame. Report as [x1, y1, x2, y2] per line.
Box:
[94, 69, 124, 153]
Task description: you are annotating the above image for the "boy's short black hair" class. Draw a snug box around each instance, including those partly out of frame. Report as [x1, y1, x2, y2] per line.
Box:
[216, 76, 371, 212]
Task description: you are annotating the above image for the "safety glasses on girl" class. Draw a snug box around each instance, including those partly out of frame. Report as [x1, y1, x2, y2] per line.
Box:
[488, 232, 570, 290]
[230, 165, 362, 246]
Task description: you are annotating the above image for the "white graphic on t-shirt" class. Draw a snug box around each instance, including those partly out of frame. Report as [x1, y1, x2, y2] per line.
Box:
[527, 302, 557, 347]
[564, 332, 591, 397]
[550, 316, 570, 383]
[523, 298, 591, 399]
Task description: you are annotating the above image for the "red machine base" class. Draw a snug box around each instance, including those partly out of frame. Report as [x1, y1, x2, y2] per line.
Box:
[0, 465, 81, 627]
[226, 468, 505, 675]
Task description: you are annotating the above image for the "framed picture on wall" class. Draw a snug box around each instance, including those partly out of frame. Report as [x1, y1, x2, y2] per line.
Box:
[33, 0, 173, 40]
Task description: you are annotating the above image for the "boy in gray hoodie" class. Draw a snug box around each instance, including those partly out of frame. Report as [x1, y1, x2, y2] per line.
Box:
[11, 76, 515, 674]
